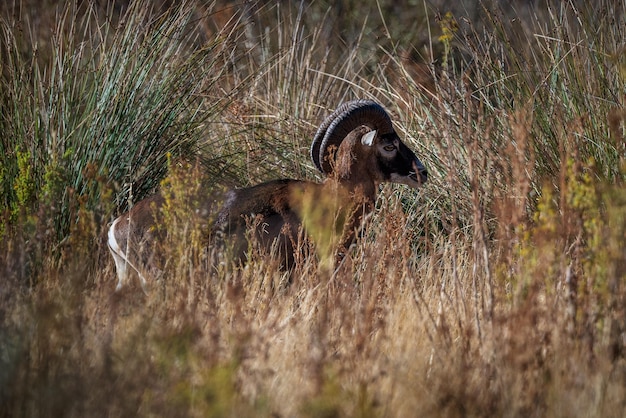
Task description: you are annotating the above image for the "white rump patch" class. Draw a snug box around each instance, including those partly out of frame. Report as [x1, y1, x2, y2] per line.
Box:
[108, 217, 148, 293]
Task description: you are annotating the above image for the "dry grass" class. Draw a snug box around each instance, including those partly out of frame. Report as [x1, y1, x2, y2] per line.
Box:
[1, 1, 625, 417]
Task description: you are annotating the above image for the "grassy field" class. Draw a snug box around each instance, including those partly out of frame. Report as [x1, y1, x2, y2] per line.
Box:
[1, 1, 625, 416]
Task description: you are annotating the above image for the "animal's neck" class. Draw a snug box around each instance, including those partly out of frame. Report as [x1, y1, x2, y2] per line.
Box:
[319, 176, 376, 259]
[332, 139, 379, 204]
[323, 176, 377, 211]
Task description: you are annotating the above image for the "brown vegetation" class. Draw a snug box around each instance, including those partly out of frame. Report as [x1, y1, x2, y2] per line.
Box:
[1, 1, 624, 417]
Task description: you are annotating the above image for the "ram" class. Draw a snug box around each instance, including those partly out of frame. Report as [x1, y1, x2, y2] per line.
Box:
[108, 99, 427, 291]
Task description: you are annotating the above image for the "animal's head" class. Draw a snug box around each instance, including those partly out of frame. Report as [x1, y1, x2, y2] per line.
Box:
[310, 100, 427, 188]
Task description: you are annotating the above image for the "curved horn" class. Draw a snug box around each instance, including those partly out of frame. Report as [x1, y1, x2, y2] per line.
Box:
[310, 99, 394, 174]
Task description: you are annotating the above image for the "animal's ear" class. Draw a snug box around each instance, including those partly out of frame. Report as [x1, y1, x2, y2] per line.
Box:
[361, 129, 377, 147]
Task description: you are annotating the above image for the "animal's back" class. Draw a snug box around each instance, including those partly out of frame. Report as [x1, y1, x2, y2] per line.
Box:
[212, 179, 310, 267]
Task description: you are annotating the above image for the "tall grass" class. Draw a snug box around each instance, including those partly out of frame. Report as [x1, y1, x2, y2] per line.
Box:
[1, 0, 625, 417]
[0, 1, 244, 242]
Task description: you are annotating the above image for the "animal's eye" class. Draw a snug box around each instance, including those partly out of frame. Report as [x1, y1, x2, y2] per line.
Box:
[383, 145, 396, 152]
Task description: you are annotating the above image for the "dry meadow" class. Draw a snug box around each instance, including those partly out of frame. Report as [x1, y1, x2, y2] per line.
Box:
[1, 1, 625, 416]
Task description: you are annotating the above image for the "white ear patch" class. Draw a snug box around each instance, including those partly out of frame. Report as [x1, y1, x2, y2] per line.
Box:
[361, 130, 377, 146]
